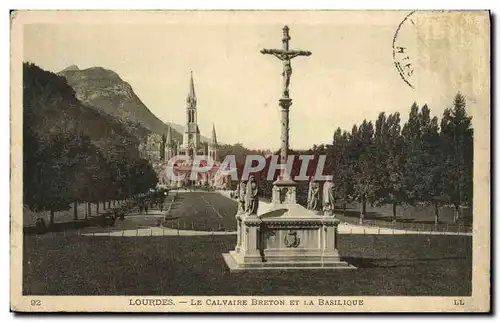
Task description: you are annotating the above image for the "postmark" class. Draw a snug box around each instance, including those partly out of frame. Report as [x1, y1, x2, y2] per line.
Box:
[392, 11, 417, 89]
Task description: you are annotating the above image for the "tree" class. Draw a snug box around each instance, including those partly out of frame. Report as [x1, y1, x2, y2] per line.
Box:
[402, 103, 422, 204]
[24, 133, 76, 224]
[63, 134, 106, 220]
[402, 103, 444, 226]
[351, 120, 376, 224]
[331, 128, 353, 214]
[374, 112, 405, 224]
[103, 145, 131, 202]
[129, 158, 159, 195]
[419, 106, 444, 226]
[440, 92, 474, 223]
[23, 126, 40, 212]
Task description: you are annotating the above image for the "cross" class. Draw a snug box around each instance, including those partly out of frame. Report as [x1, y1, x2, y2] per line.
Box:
[261, 25, 312, 99]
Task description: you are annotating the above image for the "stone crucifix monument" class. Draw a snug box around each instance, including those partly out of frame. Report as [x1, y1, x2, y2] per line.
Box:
[260, 25, 311, 204]
[223, 26, 354, 271]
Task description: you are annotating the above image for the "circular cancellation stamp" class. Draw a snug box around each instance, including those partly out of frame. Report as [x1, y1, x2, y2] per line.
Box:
[392, 11, 418, 89]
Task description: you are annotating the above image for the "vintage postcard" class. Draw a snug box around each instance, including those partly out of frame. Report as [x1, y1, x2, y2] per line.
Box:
[10, 10, 490, 312]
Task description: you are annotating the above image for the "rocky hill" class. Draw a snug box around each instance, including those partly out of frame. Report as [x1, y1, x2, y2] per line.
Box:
[23, 63, 140, 154]
[58, 65, 184, 142]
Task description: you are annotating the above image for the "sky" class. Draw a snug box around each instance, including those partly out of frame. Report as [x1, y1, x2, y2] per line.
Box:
[21, 11, 489, 150]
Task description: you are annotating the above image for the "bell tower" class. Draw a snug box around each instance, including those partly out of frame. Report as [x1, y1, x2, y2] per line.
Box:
[183, 71, 201, 153]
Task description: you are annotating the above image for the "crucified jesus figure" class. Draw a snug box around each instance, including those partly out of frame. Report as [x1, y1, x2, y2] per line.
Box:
[282, 59, 292, 98]
[261, 25, 311, 98]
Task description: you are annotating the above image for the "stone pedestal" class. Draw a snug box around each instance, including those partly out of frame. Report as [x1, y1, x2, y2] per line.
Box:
[272, 179, 297, 205]
[223, 203, 355, 271]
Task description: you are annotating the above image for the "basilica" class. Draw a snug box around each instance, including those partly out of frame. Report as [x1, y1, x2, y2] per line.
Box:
[139, 72, 229, 189]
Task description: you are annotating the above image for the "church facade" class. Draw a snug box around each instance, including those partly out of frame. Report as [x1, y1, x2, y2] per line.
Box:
[139, 72, 229, 189]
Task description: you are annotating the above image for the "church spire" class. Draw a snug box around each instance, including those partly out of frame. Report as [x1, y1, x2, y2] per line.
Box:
[166, 123, 173, 147]
[209, 123, 218, 162]
[187, 70, 196, 105]
[210, 123, 218, 146]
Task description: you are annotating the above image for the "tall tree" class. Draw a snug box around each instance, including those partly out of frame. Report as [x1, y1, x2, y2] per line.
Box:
[333, 128, 354, 214]
[440, 92, 474, 223]
[402, 103, 422, 204]
[24, 133, 76, 224]
[129, 158, 159, 195]
[352, 120, 376, 223]
[402, 103, 445, 226]
[65, 134, 105, 220]
[374, 112, 405, 224]
[75, 139, 110, 218]
[419, 105, 444, 226]
[335, 127, 357, 214]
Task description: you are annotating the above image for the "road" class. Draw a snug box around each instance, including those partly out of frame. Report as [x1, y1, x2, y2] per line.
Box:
[163, 192, 238, 231]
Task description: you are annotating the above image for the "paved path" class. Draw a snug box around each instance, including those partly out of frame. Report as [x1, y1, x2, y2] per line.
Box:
[200, 195, 224, 219]
[336, 223, 472, 236]
[125, 212, 165, 217]
[163, 191, 238, 231]
[83, 227, 237, 237]
[82, 221, 471, 237]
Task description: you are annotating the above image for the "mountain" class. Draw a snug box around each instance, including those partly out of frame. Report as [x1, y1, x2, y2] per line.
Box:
[58, 66, 183, 142]
[23, 63, 140, 154]
[60, 64, 80, 72]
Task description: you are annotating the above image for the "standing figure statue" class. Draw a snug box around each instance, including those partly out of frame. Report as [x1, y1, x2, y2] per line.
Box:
[245, 175, 259, 215]
[234, 182, 240, 199]
[307, 179, 321, 212]
[237, 180, 247, 214]
[322, 178, 336, 216]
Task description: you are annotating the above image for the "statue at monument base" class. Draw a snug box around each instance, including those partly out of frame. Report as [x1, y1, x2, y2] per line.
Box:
[307, 179, 321, 212]
[236, 181, 247, 214]
[322, 178, 336, 217]
[245, 175, 259, 215]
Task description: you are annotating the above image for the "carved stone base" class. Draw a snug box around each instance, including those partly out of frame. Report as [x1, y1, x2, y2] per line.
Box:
[222, 252, 354, 271]
[223, 203, 356, 272]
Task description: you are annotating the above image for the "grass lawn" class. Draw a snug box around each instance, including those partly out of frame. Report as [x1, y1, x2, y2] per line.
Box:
[337, 202, 472, 229]
[23, 234, 471, 296]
